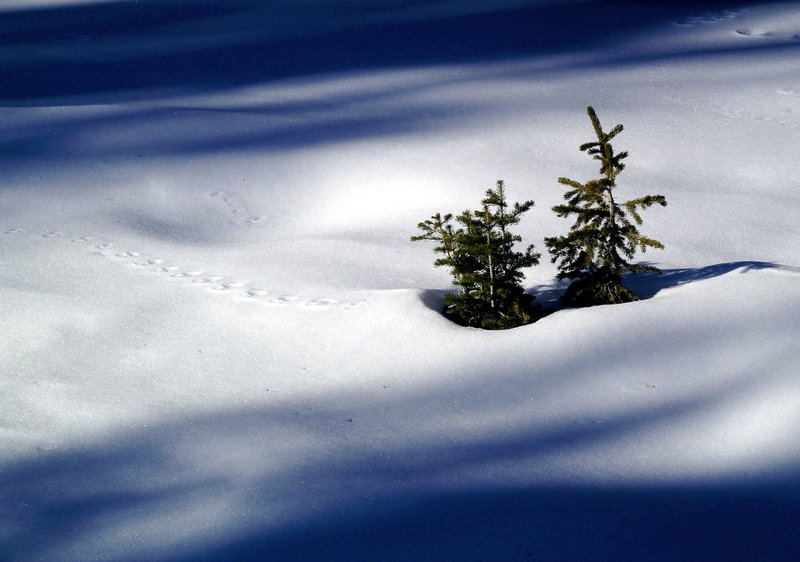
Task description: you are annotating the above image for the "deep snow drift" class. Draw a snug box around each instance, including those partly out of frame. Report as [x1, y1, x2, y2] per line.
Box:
[2, 1, 800, 560]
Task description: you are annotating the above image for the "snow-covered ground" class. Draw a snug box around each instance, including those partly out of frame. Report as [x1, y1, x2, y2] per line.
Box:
[2, 1, 800, 560]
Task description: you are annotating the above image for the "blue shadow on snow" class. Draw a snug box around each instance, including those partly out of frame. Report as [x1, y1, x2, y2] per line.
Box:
[1, 372, 799, 561]
[0, 0, 782, 105]
[424, 261, 785, 316]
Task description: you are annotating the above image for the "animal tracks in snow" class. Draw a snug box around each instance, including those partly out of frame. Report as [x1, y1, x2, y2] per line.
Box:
[115, 251, 140, 259]
[209, 190, 266, 226]
[735, 29, 770, 37]
[709, 103, 800, 129]
[735, 29, 800, 42]
[665, 89, 800, 129]
[673, 8, 800, 44]
[673, 9, 742, 27]
[2, 227, 365, 313]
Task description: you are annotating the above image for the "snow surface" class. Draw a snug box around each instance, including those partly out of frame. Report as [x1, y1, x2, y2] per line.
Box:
[2, 1, 800, 560]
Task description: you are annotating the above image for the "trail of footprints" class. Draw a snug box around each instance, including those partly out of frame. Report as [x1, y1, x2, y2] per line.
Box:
[674, 7, 800, 43]
[710, 102, 800, 129]
[664, 87, 800, 130]
[673, 8, 742, 26]
[210, 190, 266, 226]
[2, 227, 366, 311]
[657, 9, 800, 128]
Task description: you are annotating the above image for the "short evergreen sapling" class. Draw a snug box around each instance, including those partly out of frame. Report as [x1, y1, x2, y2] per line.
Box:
[545, 106, 667, 306]
[412, 181, 540, 329]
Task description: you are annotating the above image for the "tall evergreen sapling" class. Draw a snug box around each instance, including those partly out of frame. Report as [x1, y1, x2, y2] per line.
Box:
[545, 106, 667, 306]
[412, 181, 540, 329]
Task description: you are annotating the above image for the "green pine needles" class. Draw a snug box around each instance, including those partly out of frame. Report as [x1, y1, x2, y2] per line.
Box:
[413, 105, 668, 328]
[412, 181, 540, 329]
[545, 106, 667, 306]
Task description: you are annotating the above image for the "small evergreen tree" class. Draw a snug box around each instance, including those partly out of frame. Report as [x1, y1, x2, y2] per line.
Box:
[545, 106, 667, 307]
[412, 181, 540, 329]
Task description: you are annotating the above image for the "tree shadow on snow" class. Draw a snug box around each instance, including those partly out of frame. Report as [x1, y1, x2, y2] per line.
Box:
[2, 0, 797, 174]
[623, 260, 784, 300]
[195, 482, 800, 562]
[1, 371, 799, 561]
[0, 90, 468, 171]
[0, 0, 783, 105]
[421, 261, 786, 322]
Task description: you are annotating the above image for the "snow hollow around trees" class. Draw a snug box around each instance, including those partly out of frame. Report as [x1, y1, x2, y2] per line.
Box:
[1, 1, 800, 560]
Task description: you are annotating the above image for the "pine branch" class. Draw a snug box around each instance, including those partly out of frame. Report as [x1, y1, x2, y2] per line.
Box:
[557, 177, 584, 190]
[547, 106, 668, 305]
[607, 123, 623, 139]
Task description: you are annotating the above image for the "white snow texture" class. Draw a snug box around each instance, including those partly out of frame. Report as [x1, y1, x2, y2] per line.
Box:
[1, 1, 800, 560]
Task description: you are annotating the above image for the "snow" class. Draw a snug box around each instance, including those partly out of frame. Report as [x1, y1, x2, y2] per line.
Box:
[2, 1, 800, 560]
